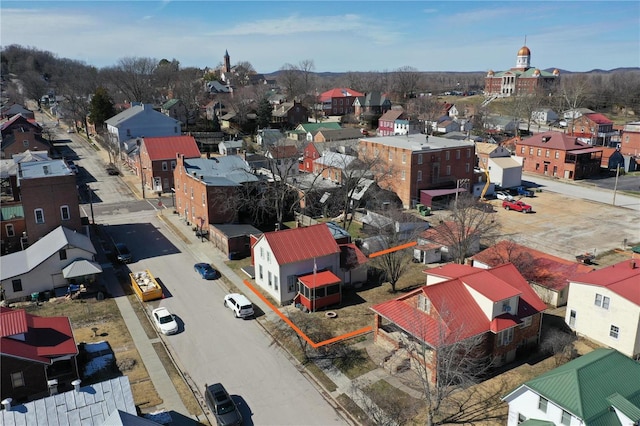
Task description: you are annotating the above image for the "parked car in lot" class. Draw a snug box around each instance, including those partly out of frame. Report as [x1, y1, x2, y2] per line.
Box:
[194, 263, 219, 280]
[152, 307, 178, 335]
[105, 163, 120, 175]
[204, 383, 243, 426]
[114, 242, 132, 263]
[514, 186, 535, 197]
[502, 199, 533, 213]
[495, 191, 515, 201]
[224, 293, 254, 319]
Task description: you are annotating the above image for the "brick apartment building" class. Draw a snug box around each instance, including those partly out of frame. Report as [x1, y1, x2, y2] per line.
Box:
[358, 134, 476, 208]
[1, 160, 82, 253]
[173, 154, 259, 231]
[318, 88, 364, 116]
[515, 131, 603, 180]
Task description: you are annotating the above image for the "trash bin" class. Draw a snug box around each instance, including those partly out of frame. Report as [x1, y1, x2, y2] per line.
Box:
[31, 292, 39, 302]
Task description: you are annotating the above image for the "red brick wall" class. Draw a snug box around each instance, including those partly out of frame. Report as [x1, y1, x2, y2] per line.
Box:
[620, 130, 640, 156]
[516, 141, 574, 179]
[20, 174, 83, 243]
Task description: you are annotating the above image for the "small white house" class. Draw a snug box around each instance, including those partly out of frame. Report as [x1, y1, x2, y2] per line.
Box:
[218, 139, 243, 156]
[531, 108, 558, 124]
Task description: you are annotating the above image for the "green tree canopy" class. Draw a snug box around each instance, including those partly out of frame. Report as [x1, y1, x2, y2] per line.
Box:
[256, 96, 272, 129]
[89, 87, 116, 130]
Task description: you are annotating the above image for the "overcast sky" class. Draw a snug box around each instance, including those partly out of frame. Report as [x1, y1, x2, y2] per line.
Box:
[2, 1, 638, 73]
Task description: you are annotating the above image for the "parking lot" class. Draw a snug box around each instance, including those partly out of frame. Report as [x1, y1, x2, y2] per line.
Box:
[479, 190, 638, 262]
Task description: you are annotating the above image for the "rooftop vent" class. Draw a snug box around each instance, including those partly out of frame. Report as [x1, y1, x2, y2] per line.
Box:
[1, 398, 12, 411]
[72, 379, 82, 392]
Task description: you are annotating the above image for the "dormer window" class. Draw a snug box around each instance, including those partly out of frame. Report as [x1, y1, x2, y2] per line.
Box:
[418, 294, 430, 313]
[502, 302, 512, 313]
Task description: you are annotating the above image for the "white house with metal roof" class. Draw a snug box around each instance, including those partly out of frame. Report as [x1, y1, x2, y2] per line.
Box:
[0, 226, 100, 302]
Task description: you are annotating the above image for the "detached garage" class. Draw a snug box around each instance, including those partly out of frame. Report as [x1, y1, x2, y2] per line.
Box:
[209, 224, 263, 260]
[419, 188, 466, 208]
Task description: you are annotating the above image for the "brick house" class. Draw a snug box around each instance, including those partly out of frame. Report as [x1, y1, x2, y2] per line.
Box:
[515, 131, 603, 180]
[1, 307, 79, 403]
[138, 135, 201, 194]
[173, 154, 259, 229]
[377, 109, 405, 136]
[2, 160, 82, 249]
[358, 134, 476, 208]
[571, 113, 616, 146]
[619, 121, 640, 156]
[353, 92, 392, 119]
[271, 101, 309, 128]
[318, 88, 364, 116]
[1, 114, 53, 159]
[371, 263, 547, 381]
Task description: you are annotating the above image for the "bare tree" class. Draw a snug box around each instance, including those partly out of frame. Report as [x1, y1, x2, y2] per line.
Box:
[540, 329, 577, 366]
[57, 59, 100, 135]
[434, 194, 501, 264]
[392, 66, 422, 101]
[102, 56, 158, 103]
[553, 74, 592, 135]
[406, 95, 443, 134]
[19, 70, 48, 108]
[505, 88, 546, 134]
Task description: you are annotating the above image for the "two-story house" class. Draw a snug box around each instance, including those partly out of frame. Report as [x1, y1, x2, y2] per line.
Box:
[318, 88, 364, 116]
[502, 348, 640, 426]
[377, 109, 405, 136]
[265, 143, 301, 177]
[138, 135, 201, 194]
[1, 307, 79, 403]
[515, 131, 603, 180]
[8, 160, 82, 247]
[353, 92, 392, 120]
[359, 134, 476, 208]
[565, 259, 640, 359]
[161, 99, 189, 125]
[394, 119, 422, 136]
[571, 112, 616, 146]
[1, 114, 52, 159]
[173, 153, 259, 228]
[105, 103, 181, 161]
[619, 121, 640, 157]
[250, 223, 367, 307]
[371, 263, 547, 381]
[312, 151, 358, 184]
[271, 101, 308, 128]
[287, 122, 343, 143]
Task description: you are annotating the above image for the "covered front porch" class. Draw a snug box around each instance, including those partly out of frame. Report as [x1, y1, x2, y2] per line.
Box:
[294, 270, 341, 312]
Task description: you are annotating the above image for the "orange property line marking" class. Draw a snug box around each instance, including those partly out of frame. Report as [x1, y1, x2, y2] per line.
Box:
[243, 279, 371, 349]
[368, 241, 417, 258]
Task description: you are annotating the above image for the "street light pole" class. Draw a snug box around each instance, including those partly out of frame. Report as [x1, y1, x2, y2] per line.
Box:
[87, 185, 95, 225]
[612, 166, 620, 206]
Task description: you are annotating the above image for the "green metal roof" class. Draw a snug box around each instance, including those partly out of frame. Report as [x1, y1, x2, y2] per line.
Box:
[519, 420, 555, 426]
[607, 393, 640, 421]
[492, 68, 556, 78]
[162, 99, 180, 109]
[524, 349, 640, 423]
[297, 122, 342, 132]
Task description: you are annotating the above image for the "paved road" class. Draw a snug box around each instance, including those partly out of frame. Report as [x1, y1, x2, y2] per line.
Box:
[103, 210, 346, 425]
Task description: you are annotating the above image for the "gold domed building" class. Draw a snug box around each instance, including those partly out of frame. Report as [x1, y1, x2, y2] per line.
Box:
[484, 45, 560, 97]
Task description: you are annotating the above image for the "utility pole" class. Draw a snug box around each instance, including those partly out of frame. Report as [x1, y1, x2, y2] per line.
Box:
[612, 166, 620, 206]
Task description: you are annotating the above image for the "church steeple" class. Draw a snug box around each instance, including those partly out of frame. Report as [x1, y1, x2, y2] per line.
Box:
[224, 50, 231, 73]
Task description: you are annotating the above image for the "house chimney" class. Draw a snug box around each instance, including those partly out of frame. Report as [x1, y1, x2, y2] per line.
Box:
[2, 398, 12, 411]
[72, 379, 82, 392]
[48, 379, 58, 395]
[631, 260, 637, 269]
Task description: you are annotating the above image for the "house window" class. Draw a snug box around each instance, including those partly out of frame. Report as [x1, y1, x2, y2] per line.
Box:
[6, 224, 15, 237]
[34, 208, 44, 224]
[418, 154, 423, 164]
[288, 276, 297, 292]
[260, 247, 264, 259]
[521, 147, 525, 154]
[401, 170, 406, 180]
[258, 265, 263, 280]
[610, 325, 619, 339]
[389, 150, 393, 161]
[466, 163, 470, 172]
[561, 410, 571, 425]
[538, 396, 548, 412]
[267, 252, 270, 263]
[127, 129, 131, 136]
[60, 205, 70, 221]
[190, 187, 194, 199]
[518, 413, 527, 424]
[537, 149, 542, 156]
[162, 161, 168, 171]
[201, 193, 205, 206]
[445, 151, 450, 161]
[498, 328, 514, 346]
[466, 149, 471, 158]
[183, 183, 187, 193]
[417, 170, 422, 181]
[11, 372, 24, 388]
[274, 275, 279, 290]
[545, 150, 550, 158]
[12, 279, 22, 292]
[569, 310, 576, 327]
[171, 161, 176, 170]
[555, 151, 560, 159]
[23, 140, 29, 147]
[446, 165, 451, 176]
[268, 271, 272, 287]
[59, 249, 67, 260]
[402, 152, 406, 164]
[418, 294, 430, 313]
[529, 147, 534, 155]
[456, 149, 461, 159]
[519, 316, 532, 328]
[594, 293, 610, 309]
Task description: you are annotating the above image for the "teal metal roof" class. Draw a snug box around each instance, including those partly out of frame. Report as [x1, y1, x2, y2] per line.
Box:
[524, 349, 640, 423]
[1, 205, 24, 220]
[519, 420, 555, 426]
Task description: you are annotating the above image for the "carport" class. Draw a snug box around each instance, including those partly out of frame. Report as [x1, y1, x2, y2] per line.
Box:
[419, 188, 466, 208]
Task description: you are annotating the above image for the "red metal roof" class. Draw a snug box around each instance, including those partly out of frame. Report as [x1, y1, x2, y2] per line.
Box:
[570, 260, 640, 306]
[0, 307, 77, 363]
[517, 131, 589, 151]
[263, 223, 340, 265]
[0, 307, 28, 337]
[472, 241, 593, 291]
[298, 270, 341, 289]
[318, 88, 364, 102]
[372, 264, 546, 347]
[418, 221, 475, 247]
[584, 113, 613, 125]
[143, 135, 201, 161]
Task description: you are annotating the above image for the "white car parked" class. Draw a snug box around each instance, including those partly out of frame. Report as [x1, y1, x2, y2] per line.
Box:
[223, 293, 254, 319]
[152, 307, 178, 335]
[495, 191, 515, 201]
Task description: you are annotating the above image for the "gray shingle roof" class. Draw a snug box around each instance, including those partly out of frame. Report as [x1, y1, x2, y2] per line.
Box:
[0, 226, 96, 281]
[183, 156, 259, 186]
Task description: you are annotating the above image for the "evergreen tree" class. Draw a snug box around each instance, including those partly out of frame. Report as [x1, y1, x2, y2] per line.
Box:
[89, 87, 115, 130]
[256, 96, 272, 129]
